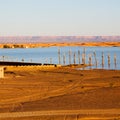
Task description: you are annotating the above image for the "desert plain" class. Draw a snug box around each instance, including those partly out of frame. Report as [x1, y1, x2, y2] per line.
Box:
[0, 65, 120, 120]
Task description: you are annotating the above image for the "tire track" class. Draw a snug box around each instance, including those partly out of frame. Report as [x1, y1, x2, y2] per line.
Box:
[0, 109, 120, 118]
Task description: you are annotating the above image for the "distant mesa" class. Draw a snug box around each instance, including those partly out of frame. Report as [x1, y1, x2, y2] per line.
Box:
[0, 36, 120, 44]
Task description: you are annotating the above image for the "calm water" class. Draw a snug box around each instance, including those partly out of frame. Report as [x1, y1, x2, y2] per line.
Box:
[0, 46, 120, 70]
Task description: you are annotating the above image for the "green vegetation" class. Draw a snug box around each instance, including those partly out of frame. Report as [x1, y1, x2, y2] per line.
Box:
[3, 45, 11, 48]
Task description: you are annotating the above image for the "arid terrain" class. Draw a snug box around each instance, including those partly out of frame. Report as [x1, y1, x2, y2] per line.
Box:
[0, 66, 120, 119]
[0, 42, 120, 48]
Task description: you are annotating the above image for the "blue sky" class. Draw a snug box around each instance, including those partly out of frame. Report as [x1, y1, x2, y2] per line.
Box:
[0, 0, 120, 36]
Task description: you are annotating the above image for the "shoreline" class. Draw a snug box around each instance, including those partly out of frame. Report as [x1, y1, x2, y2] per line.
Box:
[0, 42, 120, 48]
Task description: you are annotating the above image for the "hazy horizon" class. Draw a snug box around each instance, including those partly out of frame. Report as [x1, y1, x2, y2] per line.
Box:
[0, 36, 120, 43]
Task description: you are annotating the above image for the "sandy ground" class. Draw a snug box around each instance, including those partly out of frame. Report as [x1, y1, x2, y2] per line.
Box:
[0, 42, 120, 48]
[0, 66, 120, 119]
[0, 109, 120, 120]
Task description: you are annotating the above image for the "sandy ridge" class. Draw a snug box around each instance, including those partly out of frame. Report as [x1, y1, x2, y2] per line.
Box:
[0, 42, 120, 48]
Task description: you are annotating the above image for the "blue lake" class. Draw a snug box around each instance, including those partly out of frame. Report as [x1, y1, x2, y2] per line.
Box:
[0, 46, 120, 70]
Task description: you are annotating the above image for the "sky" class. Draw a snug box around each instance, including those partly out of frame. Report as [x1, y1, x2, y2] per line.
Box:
[0, 0, 120, 36]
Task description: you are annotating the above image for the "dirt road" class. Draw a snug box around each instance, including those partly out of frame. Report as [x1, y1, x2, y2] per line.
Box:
[0, 109, 120, 118]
